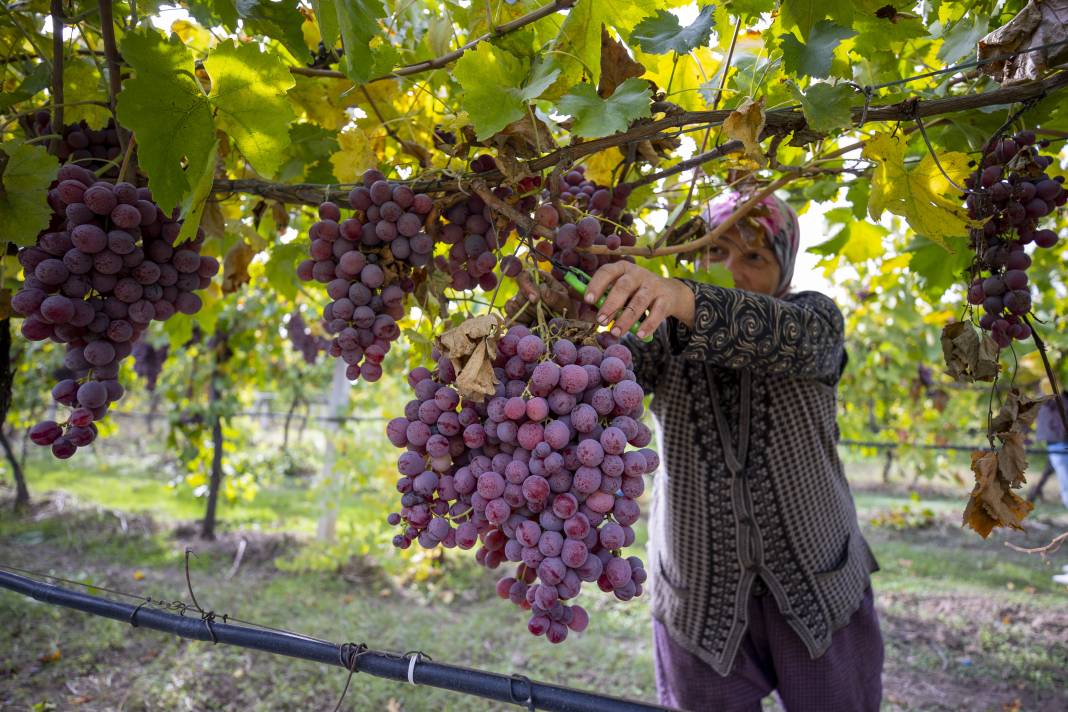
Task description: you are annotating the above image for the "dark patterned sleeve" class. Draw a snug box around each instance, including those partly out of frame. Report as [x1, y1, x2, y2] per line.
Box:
[668, 281, 845, 383]
[622, 322, 671, 393]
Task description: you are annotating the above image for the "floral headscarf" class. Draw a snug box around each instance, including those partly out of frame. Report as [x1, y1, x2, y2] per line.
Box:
[701, 191, 800, 297]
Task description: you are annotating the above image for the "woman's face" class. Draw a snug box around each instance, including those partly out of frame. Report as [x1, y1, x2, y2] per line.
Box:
[702, 227, 781, 295]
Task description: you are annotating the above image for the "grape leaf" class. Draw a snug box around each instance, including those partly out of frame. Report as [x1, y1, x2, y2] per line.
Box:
[312, 0, 339, 49]
[779, 20, 856, 79]
[962, 449, 1033, 538]
[786, 81, 854, 134]
[547, 0, 655, 91]
[63, 59, 113, 129]
[237, 0, 309, 59]
[454, 43, 558, 140]
[630, 4, 716, 55]
[557, 78, 651, 138]
[862, 131, 978, 245]
[723, 0, 776, 20]
[176, 140, 219, 246]
[907, 236, 973, 299]
[779, 0, 855, 39]
[330, 126, 378, 183]
[937, 15, 988, 64]
[0, 140, 60, 247]
[0, 63, 50, 112]
[116, 29, 216, 214]
[205, 41, 296, 178]
[721, 97, 766, 164]
[335, 0, 387, 84]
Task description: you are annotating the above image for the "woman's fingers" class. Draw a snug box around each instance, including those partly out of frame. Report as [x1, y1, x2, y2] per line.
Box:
[611, 285, 655, 337]
[584, 262, 629, 307]
[637, 296, 673, 339]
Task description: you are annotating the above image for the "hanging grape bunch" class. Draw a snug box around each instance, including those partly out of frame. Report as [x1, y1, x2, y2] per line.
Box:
[385, 321, 656, 643]
[297, 169, 434, 382]
[15, 164, 219, 458]
[285, 310, 329, 366]
[131, 340, 169, 392]
[527, 167, 637, 322]
[964, 130, 1066, 348]
[25, 111, 127, 180]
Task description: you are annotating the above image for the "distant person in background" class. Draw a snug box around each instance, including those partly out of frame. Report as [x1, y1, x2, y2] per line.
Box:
[1036, 391, 1068, 586]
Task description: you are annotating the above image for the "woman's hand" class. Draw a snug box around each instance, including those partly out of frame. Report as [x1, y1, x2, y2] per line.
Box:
[584, 262, 695, 339]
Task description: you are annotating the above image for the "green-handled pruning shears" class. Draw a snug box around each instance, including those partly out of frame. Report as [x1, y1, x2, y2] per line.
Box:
[548, 257, 654, 343]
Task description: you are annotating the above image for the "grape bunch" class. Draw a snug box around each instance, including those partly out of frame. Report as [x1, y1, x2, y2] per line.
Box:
[432, 192, 508, 292]
[297, 169, 434, 382]
[963, 130, 1066, 348]
[14, 163, 218, 458]
[131, 340, 169, 392]
[285, 310, 329, 366]
[26, 111, 127, 179]
[385, 323, 657, 642]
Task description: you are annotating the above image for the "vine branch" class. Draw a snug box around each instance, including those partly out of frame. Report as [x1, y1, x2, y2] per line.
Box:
[584, 174, 795, 257]
[49, 0, 65, 155]
[1022, 314, 1068, 441]
[211, 72, 1068, 205]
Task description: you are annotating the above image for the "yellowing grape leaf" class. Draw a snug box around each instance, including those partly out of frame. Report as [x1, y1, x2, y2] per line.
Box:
[863, 131, 979, 245]
[222, 240, 255, 293]
[205, 41, 296, 178]
[330, 127, 377, 183]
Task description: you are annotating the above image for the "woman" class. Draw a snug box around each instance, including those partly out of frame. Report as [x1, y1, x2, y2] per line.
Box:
[519, 191, 883, 711]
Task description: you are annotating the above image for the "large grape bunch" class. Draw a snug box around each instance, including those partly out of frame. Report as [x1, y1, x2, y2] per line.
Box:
[285, 310, 329, 366]
[131, 340, 169, 392]
[14, 163, 219, 458]
[26, 111, 126, 179]
[385, 323, 657, 642]
[963, 130, 1066, 348]
[296, 169, 435, 382]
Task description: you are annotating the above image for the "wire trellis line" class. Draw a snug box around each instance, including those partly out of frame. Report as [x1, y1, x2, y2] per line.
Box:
[0, 568, 673, 712]
[838, 439, 1052, 455]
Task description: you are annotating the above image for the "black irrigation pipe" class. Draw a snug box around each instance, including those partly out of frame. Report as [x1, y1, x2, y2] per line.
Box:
[839, 439, 1051, 456]
[0, 570, 670, 712]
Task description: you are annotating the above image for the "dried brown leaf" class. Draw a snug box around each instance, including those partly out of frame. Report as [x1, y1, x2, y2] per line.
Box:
[489, 114, 556, 161]
[941, 321, 999, 383]
[222, 240, 255, 293]
[977, 0, 1068, 85]
[201, 201, 226, 239]
[722, 97, 767, 166]
[963, 449, 1034, 538]
[437, 315, 503, 402]
[990, 389, 1051, 434]
[599, 28, 646, 97]
[997, 431, 1029, 487]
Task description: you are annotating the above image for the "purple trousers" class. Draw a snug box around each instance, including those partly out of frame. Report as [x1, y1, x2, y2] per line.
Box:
[653, 586, 884, 712]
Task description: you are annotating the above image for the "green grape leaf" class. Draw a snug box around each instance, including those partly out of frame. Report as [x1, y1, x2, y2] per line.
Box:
[908, 236, 973, 299]
[313, 0, 340, 49]
[116, 29, 216, 214]
[0, 140, 60, 247]
[63, 59, 113, 128]
[176, 140, 219, 246]
[779, 20, 856, 79]
[787, 81, 854, 134]
[630, 4, 716, 55]
[557, 78, 651, 138]
[0, 63, 50, 112]
[779, 0, 855, 39]
[205, 41, 296, 177]
[547, 0, 655, 91]
[185, 0, 239, 28]
[724, 0, 776, 20]
[454, 43, 556, 140]
[335, 0, 387, 84]
[937, 15, 988, 64]
[237, 0, 309, 59]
